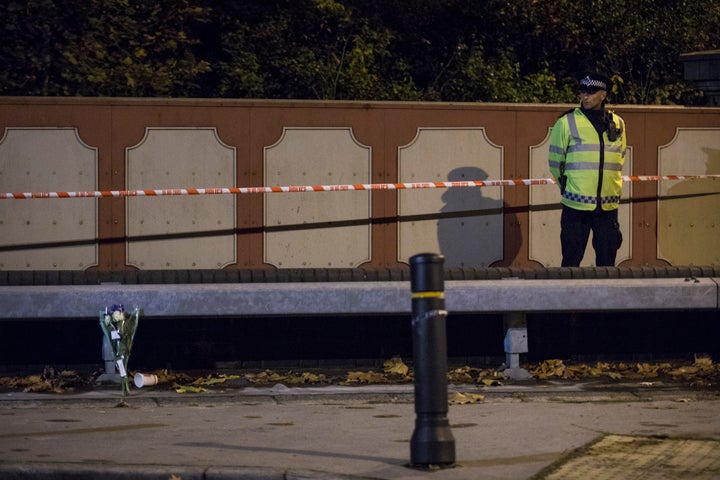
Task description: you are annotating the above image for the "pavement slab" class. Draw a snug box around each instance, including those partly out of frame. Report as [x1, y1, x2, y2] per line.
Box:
[538, 434, 720, 480]
[0, 383, 719, 480]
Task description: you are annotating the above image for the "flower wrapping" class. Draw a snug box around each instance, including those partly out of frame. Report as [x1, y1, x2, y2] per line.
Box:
[99, 304, 140, 397]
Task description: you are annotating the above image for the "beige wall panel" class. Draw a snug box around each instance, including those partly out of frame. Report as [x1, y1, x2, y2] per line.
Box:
[658, 128, 720, 265]
[397, 128, 503, 267]
[617, 148, 633, 266]
[0, 127, 97, 270]
[529, 130, 632, 267]
[126, 128, 236, 269]
[264, 127, 371, 268]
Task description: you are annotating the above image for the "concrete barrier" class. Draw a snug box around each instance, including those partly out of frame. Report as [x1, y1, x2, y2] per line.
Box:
[1, 276, 717, 377]
[0, 277, 717, 319]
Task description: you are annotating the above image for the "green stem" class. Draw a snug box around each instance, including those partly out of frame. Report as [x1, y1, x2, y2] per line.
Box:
[121, 376, 130, 397]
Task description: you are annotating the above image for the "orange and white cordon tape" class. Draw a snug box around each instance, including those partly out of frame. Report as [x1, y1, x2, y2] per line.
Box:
[1, 175, 718, 199]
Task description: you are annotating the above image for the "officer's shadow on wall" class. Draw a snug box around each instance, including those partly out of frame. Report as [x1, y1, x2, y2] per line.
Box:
[437, 167, 520, 268]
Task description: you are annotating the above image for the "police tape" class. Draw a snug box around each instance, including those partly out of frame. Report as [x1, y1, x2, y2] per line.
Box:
[1, 174, 719, 199]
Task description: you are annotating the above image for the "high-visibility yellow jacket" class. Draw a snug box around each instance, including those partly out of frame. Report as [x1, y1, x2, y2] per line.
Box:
[549, 108, 626, 211]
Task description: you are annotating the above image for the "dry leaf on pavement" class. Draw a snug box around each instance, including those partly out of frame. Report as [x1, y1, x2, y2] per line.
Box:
[448, 391, 485, 404]
[383, 356, 410, 377]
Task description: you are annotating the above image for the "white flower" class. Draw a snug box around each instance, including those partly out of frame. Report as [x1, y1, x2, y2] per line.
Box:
[112, 310, 125, 322]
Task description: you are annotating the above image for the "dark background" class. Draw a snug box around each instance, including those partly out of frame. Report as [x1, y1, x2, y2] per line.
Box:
[1, 310, 718, 374]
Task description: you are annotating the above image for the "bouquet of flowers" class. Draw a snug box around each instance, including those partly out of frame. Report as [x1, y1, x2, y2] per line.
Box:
[99, 304, 140, 401]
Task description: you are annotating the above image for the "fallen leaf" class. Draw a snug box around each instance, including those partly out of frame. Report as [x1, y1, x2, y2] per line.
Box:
[345, 371, 389, 384]
[694, 355, 713, 369]
[154, 370, 191, 385]
[249, 370, 286, 383]
[448, 391, 485, 405]
[479, 378, 502, 387]
[192, 375, 239, 386]
[668, 366, 699, 377]
[383, 356, 410, 377]
[448, 366, 476, 383]
[285, 372, 325, 384]
[174, 384, 207, 393]
[532, 359, 567, 379]
[636, 363, 661, 378]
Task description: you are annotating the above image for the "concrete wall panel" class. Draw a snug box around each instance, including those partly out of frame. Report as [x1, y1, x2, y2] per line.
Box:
[263, 127, 371, 268]
[658, 128, 720, 265]
[126, 127, 236, 269]
[397, 127, 503, 267]
[0, 127, 97, 269]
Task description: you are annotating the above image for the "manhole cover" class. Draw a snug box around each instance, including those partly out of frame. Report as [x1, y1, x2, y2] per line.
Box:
[536, 434, 720, 480]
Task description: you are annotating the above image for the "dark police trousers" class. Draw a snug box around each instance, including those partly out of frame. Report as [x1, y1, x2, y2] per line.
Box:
[560, 205, 623, 267]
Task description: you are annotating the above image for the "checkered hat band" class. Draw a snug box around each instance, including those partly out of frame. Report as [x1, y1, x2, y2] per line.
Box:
[580, 76, 607, 90]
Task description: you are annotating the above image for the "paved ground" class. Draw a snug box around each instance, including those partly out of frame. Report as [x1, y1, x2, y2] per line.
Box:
[1, 381, 719, 480]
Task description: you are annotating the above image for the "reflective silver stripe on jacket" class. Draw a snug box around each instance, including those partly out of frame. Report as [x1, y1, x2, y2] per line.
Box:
[549, 145, 565, 155]
[567, 112, 581, 142]
[567, 143, 624, 154]
[562, 162, 623, 171]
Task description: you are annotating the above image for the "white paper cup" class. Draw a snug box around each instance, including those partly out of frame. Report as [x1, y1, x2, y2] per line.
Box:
[134, 373, 158, 388]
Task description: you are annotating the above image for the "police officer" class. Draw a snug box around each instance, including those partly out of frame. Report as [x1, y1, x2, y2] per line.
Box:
[549, 72, 627, 267]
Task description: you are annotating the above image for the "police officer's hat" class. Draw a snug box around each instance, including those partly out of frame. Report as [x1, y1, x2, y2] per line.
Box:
[578, 72, 612, 93]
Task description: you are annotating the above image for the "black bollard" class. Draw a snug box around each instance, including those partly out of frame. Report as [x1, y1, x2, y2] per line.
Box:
[409, 253, 456, 468]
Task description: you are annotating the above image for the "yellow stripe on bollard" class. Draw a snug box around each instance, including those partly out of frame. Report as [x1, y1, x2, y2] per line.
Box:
[411, 291, 445, 299]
